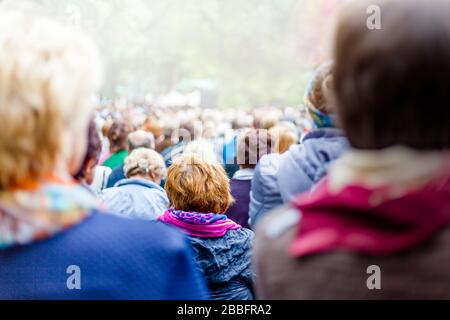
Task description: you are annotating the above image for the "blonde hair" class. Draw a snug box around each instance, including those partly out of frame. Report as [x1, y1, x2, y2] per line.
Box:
[0, 8, 102, 189]
[124, 148, 166, 178]
[259, 112, 281, 130]
[269, 126, 298, 154]
[165, 154, 234, 214]
[305, 61, 334, 114]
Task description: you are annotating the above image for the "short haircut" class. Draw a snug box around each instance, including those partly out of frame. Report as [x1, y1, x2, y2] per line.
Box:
[305, 61, 334, 114]
[124, 148, 166, 178]
[269, 126, 298, 154]
[0, 9, 101, 190]
[237, 129, 275, 169]
[107, 121, 132, 151]
[165, 154, 234, 214]
[334, 0, 450, 150]
[128, 130, 155, 152]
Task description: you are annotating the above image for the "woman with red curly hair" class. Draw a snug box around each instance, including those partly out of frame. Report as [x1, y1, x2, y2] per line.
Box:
[159, 154, 254, 300]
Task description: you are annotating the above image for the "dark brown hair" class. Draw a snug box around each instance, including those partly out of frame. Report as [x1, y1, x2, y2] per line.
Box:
[334, 0, 450, 150]
[107, 121, 132, 152]
[237, 129, 275, 169]
[74, 120, 101, 181]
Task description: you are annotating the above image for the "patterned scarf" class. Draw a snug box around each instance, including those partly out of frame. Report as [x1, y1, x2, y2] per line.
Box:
[0, 177, 98, 249]
[304, 70, 336, 129]
[158, 209, 242, 238]
[305, 101, 336, 129]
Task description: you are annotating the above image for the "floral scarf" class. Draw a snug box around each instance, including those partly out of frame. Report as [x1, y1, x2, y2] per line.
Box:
[290, 147, 450, 257]
[0, 177, 98, 249]
[158, 209, 242, 238]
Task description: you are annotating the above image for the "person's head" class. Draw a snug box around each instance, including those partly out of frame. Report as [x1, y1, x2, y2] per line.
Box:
[259, 111, 281, 130]
[173, 122, 195, 144]
[184, 139, 219, 164]
[73, 120, 102, 185]
[237, 129, 275, 169]
[165, 154, 234, 214]
[269, 125, 298, 154]
[201, 121, 218, 140]
[107, 121, 132, 153]
[334, 0, 450, 150]
[124, 148, 166, 185]
[142, 116, 163, 138]
[128, 130, 155, 152]
[101, 119, 114, 138]
[304, 61, 335, 128]
[0, 9, 101, 190]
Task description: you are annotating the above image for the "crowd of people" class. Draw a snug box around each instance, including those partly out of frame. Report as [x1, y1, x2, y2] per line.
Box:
[1, 0, 450, 300]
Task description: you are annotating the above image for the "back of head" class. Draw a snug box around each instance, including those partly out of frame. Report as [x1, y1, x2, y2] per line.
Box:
[128, 130, 155, 151]
[107, 121, 132, 152]
[0, 7, 101, 190]
[124, 148, 166, 179]
[304, 61, 336, 129]
[260, 112, 281, 130]
[334, 0, 450, 150]
[165, 154, 233, 214]
[269, 126, 298, 154]
[237, 129, 275, 169]
[305, 61, 335, 114]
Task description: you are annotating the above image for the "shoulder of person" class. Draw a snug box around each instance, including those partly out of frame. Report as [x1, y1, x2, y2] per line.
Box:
[254, 205, 300, 244]
[253, 153, 281, 183]
[74, 212, 190, 256]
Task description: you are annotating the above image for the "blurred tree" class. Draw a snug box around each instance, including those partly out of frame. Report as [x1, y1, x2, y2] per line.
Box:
[27, 0, 343, 108]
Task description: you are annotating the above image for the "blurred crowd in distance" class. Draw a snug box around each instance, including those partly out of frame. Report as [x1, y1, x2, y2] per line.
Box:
[0, 0, 449, 300]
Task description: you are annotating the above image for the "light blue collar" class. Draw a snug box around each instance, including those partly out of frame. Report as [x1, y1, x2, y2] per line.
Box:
[232, 168, 255, 181]
[114, 178, 164, 191]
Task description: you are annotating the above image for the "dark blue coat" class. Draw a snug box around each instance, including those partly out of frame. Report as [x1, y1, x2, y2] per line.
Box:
[188, 228, 254, 300]
[0, 211, 208, 300]
[106, 164, 126, 188]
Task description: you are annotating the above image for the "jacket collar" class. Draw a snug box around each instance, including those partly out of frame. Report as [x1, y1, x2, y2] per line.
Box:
[115, 178, 163, 191]
[233, 168, 255, 181]
[302, 128, 344, 142]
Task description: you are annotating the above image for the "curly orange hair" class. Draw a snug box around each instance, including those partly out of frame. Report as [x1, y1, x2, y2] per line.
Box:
[165, 154, 234, 214]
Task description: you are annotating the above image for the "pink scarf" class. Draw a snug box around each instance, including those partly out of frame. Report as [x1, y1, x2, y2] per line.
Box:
[290, 149, 450, 257]
[158, 209, 242, 238]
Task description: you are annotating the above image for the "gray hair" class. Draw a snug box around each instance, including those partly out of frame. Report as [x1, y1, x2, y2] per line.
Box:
[124, 148, 166, 178]
[128, 130, 155, 151]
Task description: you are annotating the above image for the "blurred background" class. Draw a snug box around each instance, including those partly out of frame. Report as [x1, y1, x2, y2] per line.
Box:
[5, 0, 348, 108]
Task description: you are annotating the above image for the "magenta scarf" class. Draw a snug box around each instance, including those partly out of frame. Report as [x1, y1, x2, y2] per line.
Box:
[290, 177, 450, 257]
[158, 209, 242, 238]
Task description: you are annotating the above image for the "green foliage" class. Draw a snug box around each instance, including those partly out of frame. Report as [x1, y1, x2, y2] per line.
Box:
[27, 0, 337, 108]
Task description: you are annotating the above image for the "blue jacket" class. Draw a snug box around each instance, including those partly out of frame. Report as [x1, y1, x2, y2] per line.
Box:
[249, 128, 348, 229]
[106, 164, 126, 188]
[222, 135, 240, 179]
[100, 178, 169, 220]
[0, 212, 208, 300]
[188, 228, 254, 300]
